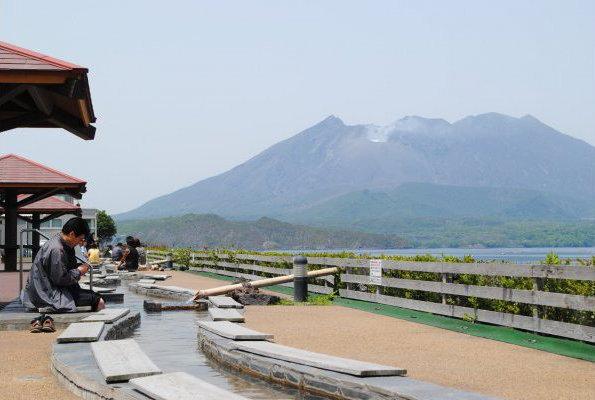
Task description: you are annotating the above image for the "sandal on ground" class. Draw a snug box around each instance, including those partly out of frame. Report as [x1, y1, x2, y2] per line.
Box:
[41, 315, 56, 333]
[30, 316, 43, 333]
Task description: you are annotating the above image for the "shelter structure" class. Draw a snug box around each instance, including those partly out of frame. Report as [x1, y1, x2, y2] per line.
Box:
[0, 154, 86, 271]
[0, 195, 81, 260]
[0, 40, 96, 139]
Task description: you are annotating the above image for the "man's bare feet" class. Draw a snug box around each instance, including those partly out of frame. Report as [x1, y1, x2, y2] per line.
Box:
[97, 298, 106, 311]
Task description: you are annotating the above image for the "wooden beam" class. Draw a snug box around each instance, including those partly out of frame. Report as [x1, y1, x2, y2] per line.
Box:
[44, 78, 86, 99]
[0, 111, 47, 132]
[16, 188, 61, 208]
[0, 84, 28, 107]
[0, 71, 71, 84]
[27, 86, 54, 116]
[48, 108, 95, 140]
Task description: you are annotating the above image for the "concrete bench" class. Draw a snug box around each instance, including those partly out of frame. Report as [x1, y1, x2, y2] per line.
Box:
[91, 339, 161, 382]
[198, 321, 272, 340]
[208, 308, 244, 322]
[138, 279, 156, 284]
[208, 296, 243, 309]
[233, 341, 407, 377]
[57, 322, 104, 343]
[130, 372, 249, 400]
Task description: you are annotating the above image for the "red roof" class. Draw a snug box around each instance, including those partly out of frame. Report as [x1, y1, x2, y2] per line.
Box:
[0, 41, 86, 72]
[0, 195, 80, 213]
[0, 154, 86, 186]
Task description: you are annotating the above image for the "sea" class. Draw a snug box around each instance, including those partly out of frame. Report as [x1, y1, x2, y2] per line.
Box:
[282, 247, 595, 264]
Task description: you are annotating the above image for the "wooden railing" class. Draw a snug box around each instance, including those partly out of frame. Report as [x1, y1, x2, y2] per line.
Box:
[146, 250, 334, 294]
[146, 249, 595, 342]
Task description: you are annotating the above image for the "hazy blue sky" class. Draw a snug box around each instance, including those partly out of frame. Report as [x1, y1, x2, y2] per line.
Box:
[1, 1, 594, 213]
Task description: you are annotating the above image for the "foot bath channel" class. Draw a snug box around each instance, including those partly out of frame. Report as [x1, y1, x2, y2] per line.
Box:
[52, 281, 329, 400]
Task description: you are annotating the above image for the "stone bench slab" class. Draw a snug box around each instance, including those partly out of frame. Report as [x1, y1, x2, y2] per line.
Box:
[57, 322, 104, 343]
[130, 372, 249, 400]
[198, 321, 273, 340]
[208, 308, 244, 322]
[233, 341, 406, 377]
[208, 296, 243, 309]
[80, 308, 130, 323]
[91, 338, 161, 382]
[138, 279, 156, 284]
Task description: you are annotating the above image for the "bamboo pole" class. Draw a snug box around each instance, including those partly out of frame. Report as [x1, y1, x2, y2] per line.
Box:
[193, 267, 338, 300]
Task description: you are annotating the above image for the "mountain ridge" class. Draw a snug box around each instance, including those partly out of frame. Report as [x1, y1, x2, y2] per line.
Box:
[117, 112, 595, 222]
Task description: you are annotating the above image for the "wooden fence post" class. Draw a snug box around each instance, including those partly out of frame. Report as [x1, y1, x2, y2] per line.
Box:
[532, 277, 545, 334]
[441, 273, 448, 305]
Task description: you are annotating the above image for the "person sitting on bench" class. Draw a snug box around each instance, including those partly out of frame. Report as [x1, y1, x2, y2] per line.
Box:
[21, 217, 106, 313]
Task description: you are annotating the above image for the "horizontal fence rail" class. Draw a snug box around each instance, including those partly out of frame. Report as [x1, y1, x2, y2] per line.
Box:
[147, 249, 595, 342]
[147, 250, 334, 295]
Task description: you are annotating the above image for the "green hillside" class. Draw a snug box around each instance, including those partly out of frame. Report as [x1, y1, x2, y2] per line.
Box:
[117, 212, 595, 249]
[117, 214, 407, 250]
[281, 183, 595, 226]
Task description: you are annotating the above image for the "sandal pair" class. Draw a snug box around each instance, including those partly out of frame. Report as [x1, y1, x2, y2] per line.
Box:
[30, 315, 55, 333]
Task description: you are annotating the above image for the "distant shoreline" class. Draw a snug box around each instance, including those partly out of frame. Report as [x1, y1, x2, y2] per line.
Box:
[277, 247, 595, 263]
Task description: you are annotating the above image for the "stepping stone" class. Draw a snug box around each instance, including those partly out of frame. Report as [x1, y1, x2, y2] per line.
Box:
[144, 274, 170, 280]
[92, 339, 161, 383]
[198, 321, 273, 340]
[57, 322, 104, 343]
[158, 286, 195, 295]
[81, 278, 106, 285]
[208, 308, 244, 322]
[139, 279, 156, 284]
[208, 296, 243, 309]
[80, 308, 130, 323]
[79, 284, 115, 293]
[233, 341, 407, 377]
[130, 372, 249, 400]
[144, 300, 207, 312]
[38, 305, 91, 313]
[102, 292, 124, 303]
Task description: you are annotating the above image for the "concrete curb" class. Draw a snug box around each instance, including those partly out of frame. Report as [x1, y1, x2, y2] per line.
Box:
[197, 328, 499, 400]
[130, 281, 499, 399]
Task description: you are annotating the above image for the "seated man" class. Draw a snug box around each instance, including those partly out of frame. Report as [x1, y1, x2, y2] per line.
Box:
[21, 217, 106, 313]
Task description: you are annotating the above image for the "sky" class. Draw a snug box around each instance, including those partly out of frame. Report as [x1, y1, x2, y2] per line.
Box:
[1, 1, 594, 214]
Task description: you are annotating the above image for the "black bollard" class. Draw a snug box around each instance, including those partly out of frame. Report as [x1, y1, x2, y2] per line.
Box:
[293, 255, 308, 302]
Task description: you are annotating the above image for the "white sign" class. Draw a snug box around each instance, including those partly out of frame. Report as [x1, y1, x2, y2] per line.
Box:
[369, 259, 382, 285]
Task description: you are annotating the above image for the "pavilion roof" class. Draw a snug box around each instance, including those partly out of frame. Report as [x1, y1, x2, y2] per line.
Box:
[0, 195, 81, 214]
[0, 41, 96, 140]
[0, 41, 87, 72]
[0, 154, 85, 186]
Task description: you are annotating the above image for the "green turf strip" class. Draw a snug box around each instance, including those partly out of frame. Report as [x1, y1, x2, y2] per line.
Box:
[187, 269, 595, 362]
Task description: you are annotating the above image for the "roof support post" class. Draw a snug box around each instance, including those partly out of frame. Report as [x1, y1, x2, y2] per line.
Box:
[32, 213, 41, 261]
[3, 189, 18, 271]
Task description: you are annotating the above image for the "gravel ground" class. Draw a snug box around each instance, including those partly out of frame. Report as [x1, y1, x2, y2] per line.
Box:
[243, 305, 595, 400]
[5, 270, 590, 400]
[0, 330, 79, 400]
[164, 271, 595, 400]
